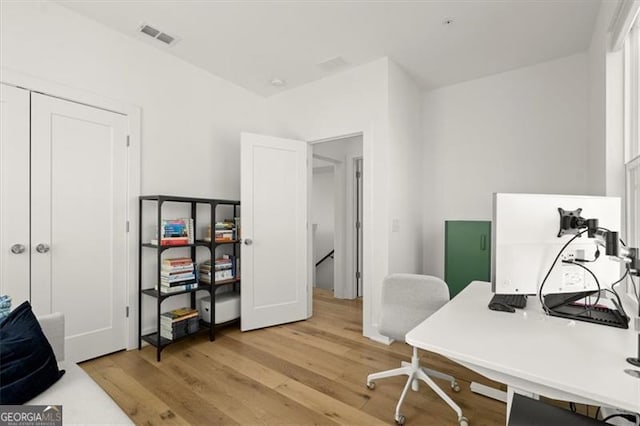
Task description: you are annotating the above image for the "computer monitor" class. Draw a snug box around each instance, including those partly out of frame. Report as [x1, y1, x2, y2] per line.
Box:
[492, 193, 622, 295]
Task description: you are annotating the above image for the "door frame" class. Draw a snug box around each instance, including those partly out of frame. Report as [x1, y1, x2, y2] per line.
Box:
[1, 68, 142, 350]
[310, 133, 363, 300]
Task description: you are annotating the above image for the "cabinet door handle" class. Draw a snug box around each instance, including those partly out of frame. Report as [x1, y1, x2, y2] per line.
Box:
[480, 235, 487, 251]
[35, 243, 50, 253]
[11, 244, 26, 254]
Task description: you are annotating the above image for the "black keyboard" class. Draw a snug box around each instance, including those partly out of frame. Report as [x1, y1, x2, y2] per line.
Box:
[490, 294, 527, 309]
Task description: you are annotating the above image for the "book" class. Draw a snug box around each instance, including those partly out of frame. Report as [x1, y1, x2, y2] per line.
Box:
[199, 270, 234, 283]
[155, 283, 198, 294]
[151, 238, 189, 246]
[161, 264, 194, 273]
[234, 217, 241, 239]
[163, 257, 192, 266]
[160, 272, 196, 283]
[161, 307, 198, 323]
[160, 278, 197, 287]
[160, 316, 199, 340]
[155, 218, 194, 245]
[161, 219, 187, 238]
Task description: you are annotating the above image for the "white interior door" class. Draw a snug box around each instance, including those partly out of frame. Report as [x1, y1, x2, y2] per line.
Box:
[0, 84, 30, 306]
[31, 93, 128, 363]
[241, 132, 311, 331]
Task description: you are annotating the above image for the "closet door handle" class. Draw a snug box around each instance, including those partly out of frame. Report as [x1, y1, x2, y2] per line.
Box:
[35, 243, 50, 253]
[480, 235, 487, 251]
[243, 238, 253, 246]
[11, 244, 26, 254]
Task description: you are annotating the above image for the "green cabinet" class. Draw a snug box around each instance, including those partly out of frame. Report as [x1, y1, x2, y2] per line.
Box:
[444, 221, 491, 298]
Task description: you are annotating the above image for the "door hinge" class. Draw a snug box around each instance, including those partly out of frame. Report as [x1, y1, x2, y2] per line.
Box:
[126, 221, 130, 232]
[356, 221, 361, 229]
[126, 306, 130, 318]
[126, 135, 130, 147]
[356, 272, 361, 279]
[356, 171, 362, 179]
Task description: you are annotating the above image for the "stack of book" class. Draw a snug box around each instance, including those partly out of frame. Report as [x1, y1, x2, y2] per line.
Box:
[205, 218, 240, 242]
[151, 218, 194, 246]
[199, 255, 238, 283]
[160, 307, 199, 340]
[156, 257, 197, 294]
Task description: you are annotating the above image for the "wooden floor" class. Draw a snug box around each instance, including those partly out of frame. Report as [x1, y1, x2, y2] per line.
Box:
[82, 289, 511, 425]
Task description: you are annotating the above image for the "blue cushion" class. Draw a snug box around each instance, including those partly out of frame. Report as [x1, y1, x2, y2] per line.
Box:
[0, 301, 65, 404]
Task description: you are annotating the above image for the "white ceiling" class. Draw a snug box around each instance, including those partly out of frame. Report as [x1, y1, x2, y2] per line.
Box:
[59, 0, 601, 97]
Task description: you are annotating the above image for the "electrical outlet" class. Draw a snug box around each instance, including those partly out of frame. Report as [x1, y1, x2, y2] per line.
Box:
[561, 252, 576, 262]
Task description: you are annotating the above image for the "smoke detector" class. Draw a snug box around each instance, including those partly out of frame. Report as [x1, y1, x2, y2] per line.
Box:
[317, 56, 349, 73]
[138, 23, 179, 47]
[270, 78, 286, 87]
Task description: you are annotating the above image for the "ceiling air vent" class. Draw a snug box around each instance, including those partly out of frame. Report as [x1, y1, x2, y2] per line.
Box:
[138, 23, 179, 47]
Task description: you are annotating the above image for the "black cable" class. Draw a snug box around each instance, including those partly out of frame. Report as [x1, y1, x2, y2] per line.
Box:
[560, 260, 601, 309]
[611, 267, 630, 294]
[609, 267, 631, 319]
[594, 406, 600, 419]
[539, 230, 589, 312]
[603, 288, 628, 319]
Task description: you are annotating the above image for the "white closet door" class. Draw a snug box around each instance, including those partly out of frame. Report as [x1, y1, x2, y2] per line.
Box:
[31, 93, 128, 363]
[0, 84, 30, 307]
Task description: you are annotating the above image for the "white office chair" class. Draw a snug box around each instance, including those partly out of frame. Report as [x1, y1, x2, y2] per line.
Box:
[366, 274, 468, 426]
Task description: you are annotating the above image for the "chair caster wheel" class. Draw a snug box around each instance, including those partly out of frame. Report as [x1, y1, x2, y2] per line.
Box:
[366, 382, 375, 390]
[395, 414, 406, 425]
[451, 381, 461, 392]
[459, 416, 469, 426]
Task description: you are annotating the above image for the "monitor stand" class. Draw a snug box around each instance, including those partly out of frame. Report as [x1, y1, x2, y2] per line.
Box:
[543, 291, 629, 329]
[628, 324, 640, 368]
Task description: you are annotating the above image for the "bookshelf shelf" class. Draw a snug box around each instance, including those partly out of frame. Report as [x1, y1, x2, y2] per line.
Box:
[142, 241, 211, 251]
[138, 195, 241, 361]
[141, 323, 209, 349]
[197, 239, 240, 245]
[141, 286, 208, 300]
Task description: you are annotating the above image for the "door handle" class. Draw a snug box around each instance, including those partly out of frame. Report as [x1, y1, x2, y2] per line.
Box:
[35, 243, 50, 253]
[480, 235, 487, 251]
[11, 244, 26, 254]
[243, 238, 253, 246]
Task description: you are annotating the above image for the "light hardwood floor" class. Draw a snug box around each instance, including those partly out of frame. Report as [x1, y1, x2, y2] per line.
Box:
[81, 289, 584, 425]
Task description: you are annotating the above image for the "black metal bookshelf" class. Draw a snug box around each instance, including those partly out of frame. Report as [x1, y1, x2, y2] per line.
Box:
[138, 195, 240, 361]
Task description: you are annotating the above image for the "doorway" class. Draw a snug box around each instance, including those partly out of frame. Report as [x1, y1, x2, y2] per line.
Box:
[311, 134, 363, 300]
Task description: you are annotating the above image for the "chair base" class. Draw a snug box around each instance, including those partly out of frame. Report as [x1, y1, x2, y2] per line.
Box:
[366, 347, 467, 425]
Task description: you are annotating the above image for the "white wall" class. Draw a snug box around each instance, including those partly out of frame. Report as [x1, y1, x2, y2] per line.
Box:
[587, 2, 614, 195]
[0, 2, 266, 198]
[422, 53, 590, 278]
[312, 167, 335, 289]
[388, 62, 424, 274]
[587, 0, 626, 201]
[265, 58, 390, 340]
[0, 1, 266, 345]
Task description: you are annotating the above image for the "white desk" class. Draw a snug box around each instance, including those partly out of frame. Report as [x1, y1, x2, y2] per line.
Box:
[405, 281, 640, 421]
